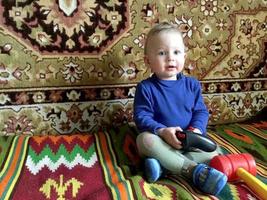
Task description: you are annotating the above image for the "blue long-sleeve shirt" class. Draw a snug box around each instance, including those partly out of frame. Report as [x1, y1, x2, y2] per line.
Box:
[133, 73, 209, 135]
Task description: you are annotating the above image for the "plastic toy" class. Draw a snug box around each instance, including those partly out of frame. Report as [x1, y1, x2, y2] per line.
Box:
[210, 153, 267, 200]
[175, 130, 217, 152]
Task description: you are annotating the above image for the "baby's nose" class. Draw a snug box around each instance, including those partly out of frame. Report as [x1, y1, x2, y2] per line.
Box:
[167, 53, 175, 60]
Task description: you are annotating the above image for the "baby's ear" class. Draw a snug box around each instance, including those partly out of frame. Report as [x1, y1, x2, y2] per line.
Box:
[144, 55, 150, 65]
[184, 52, 187, 59]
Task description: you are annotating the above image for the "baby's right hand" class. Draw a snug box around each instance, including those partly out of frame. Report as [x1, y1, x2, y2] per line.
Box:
[157, 127, 183, 149]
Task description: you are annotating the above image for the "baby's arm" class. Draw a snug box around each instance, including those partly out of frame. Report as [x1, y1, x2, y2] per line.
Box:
[134, 83, 182, 150]
[189, 80, 209, 135]
[134, 83, 166, 134]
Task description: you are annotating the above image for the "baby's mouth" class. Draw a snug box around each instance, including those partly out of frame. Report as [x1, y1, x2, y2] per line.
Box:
[166, 65, 176, 69]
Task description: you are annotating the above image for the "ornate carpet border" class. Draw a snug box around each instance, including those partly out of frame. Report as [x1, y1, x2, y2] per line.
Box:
[0, 79, 266, 106]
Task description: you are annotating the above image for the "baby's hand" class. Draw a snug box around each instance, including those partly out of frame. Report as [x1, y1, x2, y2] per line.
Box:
[188, 126, 202, 134]
[192, 128, 202, 134]
[157, 127, 183, 149]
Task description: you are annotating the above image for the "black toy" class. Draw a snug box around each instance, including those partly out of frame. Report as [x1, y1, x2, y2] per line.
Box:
[175, 130, 217, 152]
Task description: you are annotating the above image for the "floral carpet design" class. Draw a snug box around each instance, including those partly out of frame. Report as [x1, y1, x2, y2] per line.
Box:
[0, 0, 266, 135]
[0, 0, 130, 56]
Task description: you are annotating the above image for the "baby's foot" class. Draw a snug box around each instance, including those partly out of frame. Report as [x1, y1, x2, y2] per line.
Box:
[144, 158, 163, 183]
[192, 163, 227, 196]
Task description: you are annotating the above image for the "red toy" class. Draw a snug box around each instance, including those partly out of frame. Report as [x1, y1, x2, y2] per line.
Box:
[210, 153, 267, 200]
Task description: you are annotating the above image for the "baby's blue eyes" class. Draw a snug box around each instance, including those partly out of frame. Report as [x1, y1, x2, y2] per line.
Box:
[158, 50, 181, 55]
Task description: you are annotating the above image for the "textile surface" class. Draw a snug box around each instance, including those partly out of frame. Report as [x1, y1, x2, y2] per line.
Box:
[1, 119, 266, 200]
[0, 1, 266, 135]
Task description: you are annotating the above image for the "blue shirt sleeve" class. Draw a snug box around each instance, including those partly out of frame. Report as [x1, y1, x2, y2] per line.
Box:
[189, 80, 209, 135]
[133, 83, 166, 134]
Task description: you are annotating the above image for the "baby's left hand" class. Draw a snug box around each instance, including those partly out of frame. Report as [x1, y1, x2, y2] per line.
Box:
[188, 127, 202, 134]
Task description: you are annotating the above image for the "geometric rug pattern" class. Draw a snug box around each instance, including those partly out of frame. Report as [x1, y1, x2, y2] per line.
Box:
[0, 1, 266, 135]
[1, 119, 266, 199]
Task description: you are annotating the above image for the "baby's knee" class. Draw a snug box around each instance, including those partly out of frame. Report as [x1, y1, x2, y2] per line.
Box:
[136, 132, 159, 154]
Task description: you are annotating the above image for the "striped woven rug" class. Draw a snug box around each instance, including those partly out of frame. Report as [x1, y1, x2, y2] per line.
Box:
[0, 120, 266, 200]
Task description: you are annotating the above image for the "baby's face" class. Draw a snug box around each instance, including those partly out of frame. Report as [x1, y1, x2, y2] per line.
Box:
[145, 31, 186, 80]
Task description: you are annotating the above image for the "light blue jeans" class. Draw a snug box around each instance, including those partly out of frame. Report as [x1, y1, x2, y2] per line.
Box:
[136, 132, 222, 174]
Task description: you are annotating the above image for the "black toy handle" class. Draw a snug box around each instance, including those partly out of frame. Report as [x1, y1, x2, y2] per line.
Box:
[176, 130, 217, 152]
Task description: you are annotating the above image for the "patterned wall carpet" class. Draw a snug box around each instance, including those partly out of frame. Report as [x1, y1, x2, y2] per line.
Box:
[0, 0, 266, 135]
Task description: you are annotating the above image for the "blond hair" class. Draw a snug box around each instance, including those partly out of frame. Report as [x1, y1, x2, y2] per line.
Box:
[144, 22, 184, 55]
